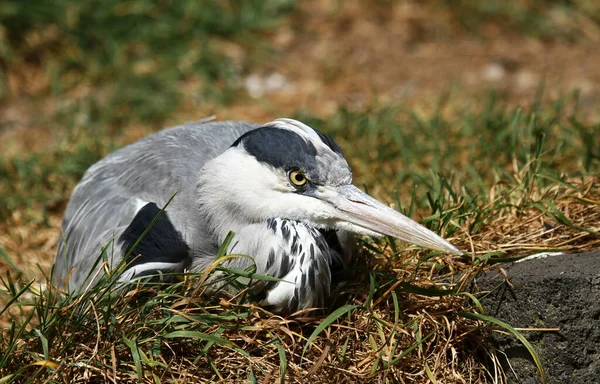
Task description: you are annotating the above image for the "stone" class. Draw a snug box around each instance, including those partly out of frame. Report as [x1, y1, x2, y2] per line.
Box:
[474, 251, 600, 384]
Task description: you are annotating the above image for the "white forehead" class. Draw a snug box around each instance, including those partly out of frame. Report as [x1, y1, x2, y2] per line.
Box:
[265, 118, 325, 146]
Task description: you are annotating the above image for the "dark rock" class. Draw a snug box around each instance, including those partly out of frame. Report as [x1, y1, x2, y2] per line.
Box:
[474, 251, 600, 384]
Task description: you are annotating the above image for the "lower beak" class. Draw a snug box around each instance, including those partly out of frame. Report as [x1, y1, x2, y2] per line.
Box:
[320, 185, 463, 255]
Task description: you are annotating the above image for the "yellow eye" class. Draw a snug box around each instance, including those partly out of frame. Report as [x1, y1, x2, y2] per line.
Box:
[288, 170, 307, 187]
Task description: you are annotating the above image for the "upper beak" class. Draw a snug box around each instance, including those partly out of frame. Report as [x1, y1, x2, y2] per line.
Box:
[319, 185, 463, 255]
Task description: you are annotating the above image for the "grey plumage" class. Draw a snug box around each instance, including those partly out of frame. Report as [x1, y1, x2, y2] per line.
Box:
[54, 118, 462, 313]
[56, 120, 260, 289]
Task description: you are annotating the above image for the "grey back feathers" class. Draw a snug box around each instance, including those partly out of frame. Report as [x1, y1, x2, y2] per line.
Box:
[55, 120, 261, 288]
[54, 118, 353, 312]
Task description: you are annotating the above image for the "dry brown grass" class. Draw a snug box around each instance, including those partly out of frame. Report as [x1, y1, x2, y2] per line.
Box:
[1, 176, 598, 383]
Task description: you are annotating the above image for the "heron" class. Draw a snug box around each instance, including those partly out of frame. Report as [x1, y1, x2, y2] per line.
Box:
[54, 118, 462, 313]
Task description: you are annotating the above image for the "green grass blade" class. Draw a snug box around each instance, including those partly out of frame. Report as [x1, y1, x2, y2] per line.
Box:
[425, 363, 439, 384]
[0, 279, 35, 318]
[386, 330, 436, 367]
[122, 335, 143, 382]
[457, 292, 485, 315]
[398, 282, 455, 297]
[275, 337, 287, 383]
[34, 329, 50, 361]
[216, 267, 286, 283]
[459, 311, 546, 384]
[217, 231, 236, 259]
[0, 247, 24, 276]
[163, 331, 235, 348]
[302, 305, 359, 357]
[0, 375, 15, 384]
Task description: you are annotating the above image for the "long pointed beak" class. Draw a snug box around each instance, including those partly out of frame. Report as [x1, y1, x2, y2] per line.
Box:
[320, 185, 463, 255]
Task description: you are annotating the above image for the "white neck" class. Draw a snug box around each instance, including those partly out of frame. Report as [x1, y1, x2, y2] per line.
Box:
[197, 147, 286, 242]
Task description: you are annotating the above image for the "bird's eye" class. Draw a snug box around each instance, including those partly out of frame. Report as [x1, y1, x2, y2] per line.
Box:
[288, 170, 307, 187]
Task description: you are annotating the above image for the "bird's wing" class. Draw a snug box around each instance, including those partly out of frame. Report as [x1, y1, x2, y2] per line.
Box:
[54, 120, 261, 291]
[54, 187, 140, 290]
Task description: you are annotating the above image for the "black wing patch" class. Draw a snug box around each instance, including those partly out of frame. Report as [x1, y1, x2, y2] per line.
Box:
[119, 202, 190, 269]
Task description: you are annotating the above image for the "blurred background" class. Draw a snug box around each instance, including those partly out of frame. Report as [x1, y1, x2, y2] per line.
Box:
[1, 0, 599, 279]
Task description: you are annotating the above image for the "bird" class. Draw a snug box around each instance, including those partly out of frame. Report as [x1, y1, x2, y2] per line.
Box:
[54, 118, 462, 313]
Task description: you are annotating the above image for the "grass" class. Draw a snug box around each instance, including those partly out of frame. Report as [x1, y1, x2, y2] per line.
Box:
[0, 0, 295, 125]
[1, 1, 600, 383]
[440, 0, 600, 41]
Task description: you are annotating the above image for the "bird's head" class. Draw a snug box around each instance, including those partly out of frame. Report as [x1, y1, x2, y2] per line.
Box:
[198, 118, 462, 255]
